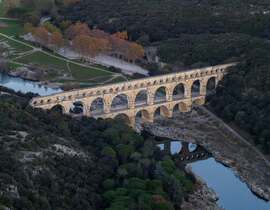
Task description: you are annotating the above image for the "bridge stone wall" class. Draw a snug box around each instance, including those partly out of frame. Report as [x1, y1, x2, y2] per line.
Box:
[30, 63, 236, 127]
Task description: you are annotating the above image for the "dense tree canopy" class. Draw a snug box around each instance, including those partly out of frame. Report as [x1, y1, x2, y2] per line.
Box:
[53, 0, 270, 153]
[0, 89, 193, 210]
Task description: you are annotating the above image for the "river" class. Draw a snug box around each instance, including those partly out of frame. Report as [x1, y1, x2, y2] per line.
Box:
[0, 72, 62, 96]
[157, 140, 270, 210]
[1, 72, 269, 210]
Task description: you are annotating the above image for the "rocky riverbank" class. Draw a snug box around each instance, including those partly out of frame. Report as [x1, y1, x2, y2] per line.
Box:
[181, 165, 224, 210]
[143, 107, 270, 201]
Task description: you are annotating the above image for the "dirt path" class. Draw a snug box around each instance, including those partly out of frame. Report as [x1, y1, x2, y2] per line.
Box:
[0, 32, 117, 75]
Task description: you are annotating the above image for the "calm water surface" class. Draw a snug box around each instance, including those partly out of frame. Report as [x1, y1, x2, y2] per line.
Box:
[0, 72, 62, 96]
[159, 140, 270, 210]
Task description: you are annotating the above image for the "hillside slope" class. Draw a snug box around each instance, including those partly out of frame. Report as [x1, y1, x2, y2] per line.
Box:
[0, 88, 193, 210]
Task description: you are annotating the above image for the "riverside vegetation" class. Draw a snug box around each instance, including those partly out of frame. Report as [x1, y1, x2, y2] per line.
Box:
[57, 0, 270, 154]
[0, 87, 193, 210]
[4, 0, 270, 153]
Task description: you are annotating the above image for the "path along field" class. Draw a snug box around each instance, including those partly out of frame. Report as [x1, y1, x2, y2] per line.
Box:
[0, 17, 127, 86]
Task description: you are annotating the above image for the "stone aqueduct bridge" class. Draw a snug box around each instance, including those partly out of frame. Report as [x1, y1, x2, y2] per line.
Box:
[30, 63, 236, 127]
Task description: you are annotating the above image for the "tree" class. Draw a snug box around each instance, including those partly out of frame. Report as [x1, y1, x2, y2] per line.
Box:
[3, 0, 20, 12]
[33, 26, 49, 46]
[101, 146, 117, 159]
[65, 22, 91, 39]
[127, 43, 144, 62]
[24, 22, 34, 34]
[43, 22, 60, 33]
[113, 31, 128, 40]
[62, 0, 81, 7]
[72, 35, 92, 58]
[50, 31, 64, 51]
[73, 35, 111, 58]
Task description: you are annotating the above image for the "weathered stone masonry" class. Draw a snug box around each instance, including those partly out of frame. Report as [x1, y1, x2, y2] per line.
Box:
[30, 63, 236, 127]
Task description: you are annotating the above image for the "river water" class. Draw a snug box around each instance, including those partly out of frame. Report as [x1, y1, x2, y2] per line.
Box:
[0, 72, 62, 96]
[1, 72, 269, 210]
[157, 140, 270, 210]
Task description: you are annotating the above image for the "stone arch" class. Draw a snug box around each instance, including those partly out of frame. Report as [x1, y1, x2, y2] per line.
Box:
[111, 94, 129, 111]
[114, 113, 131, 125]
[170, 141, 182, 155]
[90, 97, 104, 115]
[135, 90, 148, 107]
[51, 104, 66, 114]
[191, 80, 201, 97]
[69, 101, 85, 115]
[188, 143, 198, 153]
[173, 102, 190, 113]
[154, 105, 170, 119]
[135, 109, 152, 123]
[173, 83, 185, 100]
[206, 76, 217, 95]
[154, 86, 167, 104]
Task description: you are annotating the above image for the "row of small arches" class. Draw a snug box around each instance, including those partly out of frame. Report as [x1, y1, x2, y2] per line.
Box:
[34, 77, 217, 106]
[70, 77, 214, 115]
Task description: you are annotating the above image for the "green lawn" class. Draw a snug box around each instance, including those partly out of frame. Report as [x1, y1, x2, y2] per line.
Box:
[0, 36, 33, 58]
[15, 51, 69, 70]
[0, 0, 5, 17]
[69, 63, 112, 81]
[0, 19, 24, 36]
[5, 39, 32, 52]
[0, 16, 124, 86]
[15, 51, 113, 82]
[8, 62, 24, 69]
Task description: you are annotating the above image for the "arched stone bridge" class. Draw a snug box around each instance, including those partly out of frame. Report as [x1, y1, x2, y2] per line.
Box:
[30, 63, 236, 127]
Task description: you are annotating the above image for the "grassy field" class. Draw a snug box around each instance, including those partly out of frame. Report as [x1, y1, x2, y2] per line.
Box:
[0, 18, 126, 86]
[15, 51, 68, 70]
[0, 0, 5, 17]
[69, 63, 110, 80]
[14, 51, 113, 81]
[0, 19, 24, 36]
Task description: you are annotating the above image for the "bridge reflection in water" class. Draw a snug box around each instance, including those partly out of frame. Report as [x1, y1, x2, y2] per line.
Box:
[157, 140, 212, 164]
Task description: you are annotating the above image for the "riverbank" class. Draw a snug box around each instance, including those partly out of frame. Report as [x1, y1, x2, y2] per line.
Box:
[0, 72, 62, 96]
[143, 107, 270, 201]
[181, 165, 224, 210]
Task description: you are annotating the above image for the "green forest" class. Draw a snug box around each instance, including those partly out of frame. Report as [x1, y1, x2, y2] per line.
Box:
[3, 0, 270, 153]
[0, 88, 193, 210]
[55, 0, 270, 153]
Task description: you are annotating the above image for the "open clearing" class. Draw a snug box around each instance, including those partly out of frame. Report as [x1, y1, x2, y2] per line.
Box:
[0, 17, 126, 86]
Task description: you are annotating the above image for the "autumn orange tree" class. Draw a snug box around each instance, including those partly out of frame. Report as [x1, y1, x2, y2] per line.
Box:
[65, 22, 91, 39]
[50, 31, 64, 51]
[127, 42, 145, 61]
[113, 31, 128, 40]
[33, 26, 50, 46]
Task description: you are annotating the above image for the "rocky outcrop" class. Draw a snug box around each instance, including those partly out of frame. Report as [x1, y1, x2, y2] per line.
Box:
[9, 67, 41, 81]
